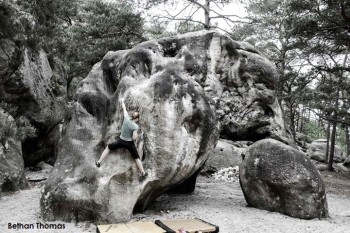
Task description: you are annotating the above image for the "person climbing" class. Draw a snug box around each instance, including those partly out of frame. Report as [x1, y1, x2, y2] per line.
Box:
[96, 98, 148, 181]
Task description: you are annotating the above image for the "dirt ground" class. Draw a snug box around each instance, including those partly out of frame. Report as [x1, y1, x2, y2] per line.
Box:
[0, 170, 350, 233]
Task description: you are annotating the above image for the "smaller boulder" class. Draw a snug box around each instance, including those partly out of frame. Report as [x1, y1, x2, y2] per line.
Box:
[0, 109, 28, 193]
[306, 139, 345, 163]
[239, 139, 328, 219]
[334, 163, 350, 173]
[343, 155, 350, 167]
[25, 162, 53, 182]
[316, 163, 328, 171]
[202, 139, 246, 173]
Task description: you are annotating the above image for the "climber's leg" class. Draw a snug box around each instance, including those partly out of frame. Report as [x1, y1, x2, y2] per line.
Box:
[96, 146, 109, 167]
[96, 139, 123, 167]
[127, 141, 147, 176]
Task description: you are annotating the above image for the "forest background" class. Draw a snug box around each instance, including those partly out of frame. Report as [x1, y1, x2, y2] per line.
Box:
[1, 0, 349, 171]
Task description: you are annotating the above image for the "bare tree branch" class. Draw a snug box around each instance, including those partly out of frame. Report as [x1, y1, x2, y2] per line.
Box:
[211, 0, 223, 11]
[153, 15, 207, 27]
[188, 5, 201, 19]
[187, 0, 208, 13]
[169, 2, 192, 19]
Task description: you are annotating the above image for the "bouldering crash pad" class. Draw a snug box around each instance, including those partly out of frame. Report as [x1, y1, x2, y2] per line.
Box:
[155, 218, 219, 233]
[96, 221, 166, 233]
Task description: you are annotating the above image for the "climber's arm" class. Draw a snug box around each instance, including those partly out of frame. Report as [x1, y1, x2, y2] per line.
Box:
[120, 98, 129, 118]
[132, 130, 138, 141]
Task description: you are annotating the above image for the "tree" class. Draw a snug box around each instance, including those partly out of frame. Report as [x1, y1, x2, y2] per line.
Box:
[285, 0, 350, 170]
[145, 0, 247, 35]
[15, 0, 145, 81]
[143, 18, 176, 39]
[16, 0, 79, 52]
[234, 0, 350, 166]
[0, 103, 36, 147]
[64, 0, 145, 81]
[232, 0, 314, 140]
[176, 20, 204, 34]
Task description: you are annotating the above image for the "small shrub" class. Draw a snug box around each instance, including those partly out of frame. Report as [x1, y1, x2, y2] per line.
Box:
[0, 103, 36, 145]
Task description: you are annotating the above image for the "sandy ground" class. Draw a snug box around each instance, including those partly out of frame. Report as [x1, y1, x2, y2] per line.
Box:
[1, 171, 350, 233]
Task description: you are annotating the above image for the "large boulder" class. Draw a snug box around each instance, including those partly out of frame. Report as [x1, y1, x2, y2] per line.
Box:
[41, 31, 288, 223]
[0, 45, 67, 166]
[307, 139, 345, 163]
[1, 1, 67, 166]
[239, 139, 328, 219]
[0, 109, 27, 194]
[206, 37, 288, 143]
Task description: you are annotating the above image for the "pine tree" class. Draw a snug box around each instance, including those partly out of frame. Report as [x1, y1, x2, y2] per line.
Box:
[232, 0, 314, 140]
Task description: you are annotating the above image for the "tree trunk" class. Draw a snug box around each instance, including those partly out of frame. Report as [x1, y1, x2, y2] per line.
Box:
[288, 102, 296, 140]
[299, 105, 305, 133]
[296, 108, 300, 134]
[328, 73, 343, 171]
[328, 86, 340, 171]
[325, 118, 331, 163]
[346, 125, 350, 157]
[328, 48, 349, 170]
[328, 120, 337, 171]
[343, 90, 350, 158]
[277, 55, 286, 108]
[204, 0, 210, 29]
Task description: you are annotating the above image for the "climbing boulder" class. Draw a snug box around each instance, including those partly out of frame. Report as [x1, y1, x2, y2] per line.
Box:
[239, 139, 328, 219]
[41, 31, 288, 223]
[0, 109, 27, 194]
[307, 139, 345, 163]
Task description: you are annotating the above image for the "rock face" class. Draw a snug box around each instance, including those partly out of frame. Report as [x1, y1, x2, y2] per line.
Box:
[239, 139, 328, 219]
[0, 43, 67, 166]
[41, 31, 288, 223]
[202, 139, 246, 173]
[207, 38, 287, 143]
[344, 155, 350, 167]
[0, 109, 27, 194]
[307, 139, 345, 163]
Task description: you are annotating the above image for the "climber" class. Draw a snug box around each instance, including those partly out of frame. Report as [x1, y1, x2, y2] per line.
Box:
[96, 98, 148, 181]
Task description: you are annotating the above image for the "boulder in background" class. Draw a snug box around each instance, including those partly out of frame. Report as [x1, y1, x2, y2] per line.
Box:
[202, 139, 247, 174]
[306, 139, 345, 163]
[0, 46, 67, 166]
[0, 109, 27, 194]
[239, 139, 328, 219]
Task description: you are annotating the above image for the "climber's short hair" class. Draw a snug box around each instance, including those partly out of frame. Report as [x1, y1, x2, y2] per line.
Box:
[132, 111, 139, 120]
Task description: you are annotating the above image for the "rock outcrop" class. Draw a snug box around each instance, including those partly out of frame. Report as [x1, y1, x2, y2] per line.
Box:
[0, 44, 67, 166]
[0, 109, 27, 194]
[307, 139, 345, 163]
[41, 31, 288, 223]
[239, 139, 328, 219]
[1, 1, 67, 167]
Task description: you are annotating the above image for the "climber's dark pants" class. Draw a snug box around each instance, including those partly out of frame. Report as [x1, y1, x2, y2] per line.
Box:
[108, 139, 140, 159]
